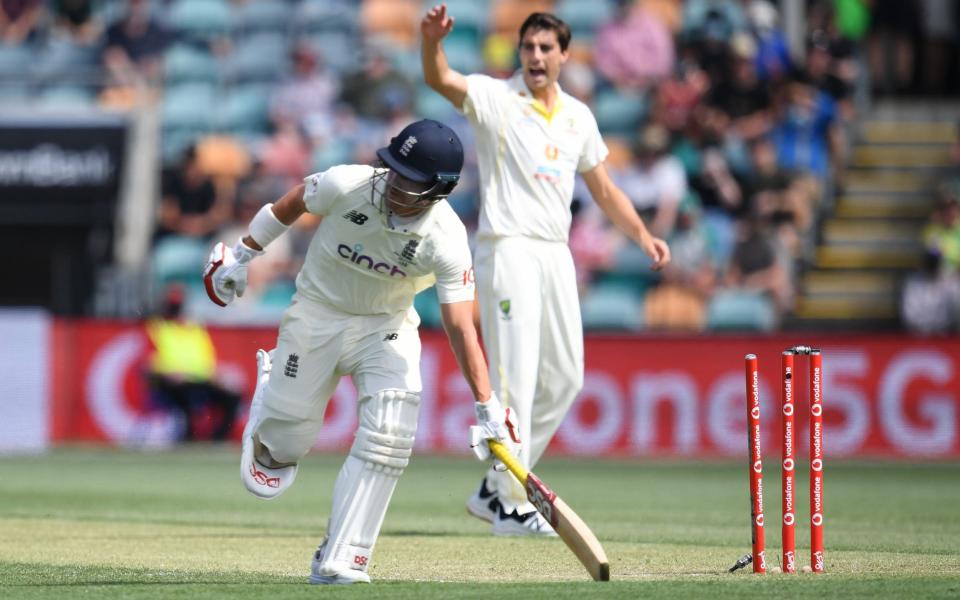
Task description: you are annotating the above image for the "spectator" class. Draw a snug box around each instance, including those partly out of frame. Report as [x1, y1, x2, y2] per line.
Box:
[867, 0, 921, 95]
[0, 0, 42, 45]
[620, 123, 688, 238]
[747, 0, 792, 83]
[269, 42, 340, 131]
[743, 135, 817, 236]
[145, 285, 241, 441]
[725, 217, 794, 315]
[594, 0, 675, 91]
[257, 122, 313, 189]
[770, 71, 843, 184]
[51, 0, 100, 44]
[101, 0, 169, 90]
[339, 43, 414, 121]
[703, 32, 773, 143]
[901, 249, 960, 334]
[156, 144, 235, 242]
[922, 193, 960, 273]
[651, 60, 709, 135]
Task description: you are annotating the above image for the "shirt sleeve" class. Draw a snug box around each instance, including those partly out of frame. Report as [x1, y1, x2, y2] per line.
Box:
[577, 108, 609, 173]
[302, 167, 345, 216]
[460, 74, 502, 129]
[431, 225, 476, 305]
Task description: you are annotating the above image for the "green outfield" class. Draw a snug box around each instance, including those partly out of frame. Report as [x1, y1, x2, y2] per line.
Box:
[1, 447, 958, 599]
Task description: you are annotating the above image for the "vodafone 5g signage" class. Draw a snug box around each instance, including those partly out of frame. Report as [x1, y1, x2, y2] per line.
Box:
[49, 322, 960, 458]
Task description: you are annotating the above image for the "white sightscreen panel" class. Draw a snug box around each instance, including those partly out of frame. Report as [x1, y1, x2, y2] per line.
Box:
[0, 309, 50, 453]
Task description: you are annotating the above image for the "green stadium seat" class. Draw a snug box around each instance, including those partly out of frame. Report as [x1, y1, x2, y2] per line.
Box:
[232, 0, 290, 36]
[294, 0, 359, 36]
[162, 84, 217, 131]
[581, 282, 644, 331]
[164, 45, 220, 86]
[593, 88, 647, 136]
[312, 139, 355, 172]
[167, 0, 231, 43]
[555, 0, 615, 39]
[705, 289, 777, 332]
[223, 34, 290, 84]
[442, 35, 483, 76]
[220, 85, 271, 135]
[415, 85, 459, 121]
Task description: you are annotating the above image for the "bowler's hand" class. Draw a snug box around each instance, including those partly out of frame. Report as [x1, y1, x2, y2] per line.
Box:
[421, 4, 455, 42]
[641, 234, 671, 271]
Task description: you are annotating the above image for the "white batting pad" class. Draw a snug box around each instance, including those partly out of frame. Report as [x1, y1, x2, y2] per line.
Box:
[312, 390, 420, 578]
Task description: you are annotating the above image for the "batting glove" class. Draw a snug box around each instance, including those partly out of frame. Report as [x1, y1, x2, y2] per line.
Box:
[469, 393, 520, 469]
[203, 238, 263, 307]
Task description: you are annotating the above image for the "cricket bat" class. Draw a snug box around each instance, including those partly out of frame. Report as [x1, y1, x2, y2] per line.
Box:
[488, 440, 610, 581]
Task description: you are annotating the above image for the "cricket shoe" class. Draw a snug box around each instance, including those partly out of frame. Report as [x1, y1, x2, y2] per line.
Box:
[309, 541, 371, 585]
[491, 504, 558, 537]
[465, 478, 499, 523]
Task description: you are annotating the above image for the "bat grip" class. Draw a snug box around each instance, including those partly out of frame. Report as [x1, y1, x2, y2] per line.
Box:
[487, 440, 528, 484]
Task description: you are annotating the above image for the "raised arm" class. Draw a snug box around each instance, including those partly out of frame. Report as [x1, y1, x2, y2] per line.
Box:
[421, 4, 468, 110]
[582, 163, 671, 271]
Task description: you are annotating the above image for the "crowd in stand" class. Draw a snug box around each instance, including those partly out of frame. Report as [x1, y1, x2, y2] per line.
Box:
[902, 125, 960, 334]
[3, 0, 956, 331]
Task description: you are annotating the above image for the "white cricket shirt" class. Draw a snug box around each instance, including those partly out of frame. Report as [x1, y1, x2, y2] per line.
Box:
[296, 165, 475, 316]
[461, 72, 609, 243]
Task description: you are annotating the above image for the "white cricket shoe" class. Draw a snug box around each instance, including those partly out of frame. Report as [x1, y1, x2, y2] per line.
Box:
[309, 542, 371, 585]
[491, 504, 558, 537]
[465, 478, 499, 523]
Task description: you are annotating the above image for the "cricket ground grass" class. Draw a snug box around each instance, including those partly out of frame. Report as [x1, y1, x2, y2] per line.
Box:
[1, 447, 958, 598]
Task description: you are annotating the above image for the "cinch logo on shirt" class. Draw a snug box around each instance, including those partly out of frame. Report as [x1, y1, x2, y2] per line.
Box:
[337, 243, 407, 277]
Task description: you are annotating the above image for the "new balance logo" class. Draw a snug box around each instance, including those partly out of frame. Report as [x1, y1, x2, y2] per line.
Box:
[343, 210, 368, 225]
[383, 333, 398, 341]
[284, 354, 299, 378]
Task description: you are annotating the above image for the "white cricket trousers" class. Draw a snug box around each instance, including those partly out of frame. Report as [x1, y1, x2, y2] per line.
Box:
[474, 236, 584, 510]
[256, 294, 422, 462]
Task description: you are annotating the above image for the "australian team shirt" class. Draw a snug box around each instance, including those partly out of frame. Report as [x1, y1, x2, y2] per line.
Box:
[296, 165, 475, 316]
[461, 71, 609, 243]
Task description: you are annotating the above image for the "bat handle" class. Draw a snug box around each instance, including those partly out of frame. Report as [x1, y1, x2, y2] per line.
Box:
[487, 440, 528, 484]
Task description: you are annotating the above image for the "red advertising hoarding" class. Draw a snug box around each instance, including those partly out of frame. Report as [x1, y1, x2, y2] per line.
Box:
[51, 320, 960, 458]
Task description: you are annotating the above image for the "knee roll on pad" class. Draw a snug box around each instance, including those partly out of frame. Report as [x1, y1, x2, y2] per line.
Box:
[349, 389, 420, 473]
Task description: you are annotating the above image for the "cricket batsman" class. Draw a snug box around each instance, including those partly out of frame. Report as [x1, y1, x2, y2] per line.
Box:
[421, 6, 671, 535]
[202, 119, 518, 584]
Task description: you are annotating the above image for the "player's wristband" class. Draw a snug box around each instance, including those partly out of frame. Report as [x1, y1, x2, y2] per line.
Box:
[247, 204, 290, 249]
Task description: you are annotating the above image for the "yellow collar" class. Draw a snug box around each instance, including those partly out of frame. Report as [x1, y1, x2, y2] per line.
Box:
[510, 72, 564, 124]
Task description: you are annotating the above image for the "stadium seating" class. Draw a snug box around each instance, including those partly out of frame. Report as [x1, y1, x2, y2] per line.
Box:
[167, 0, 232, 44]
[164, 45, 220, 86]
[705, 289, 777, 331]
[222, 34, 291, 84]
[581, 282, 645, 331]
[231, 0, 290, 37]
[554, 0, 615, 43]
[592, 88, 648, 136]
